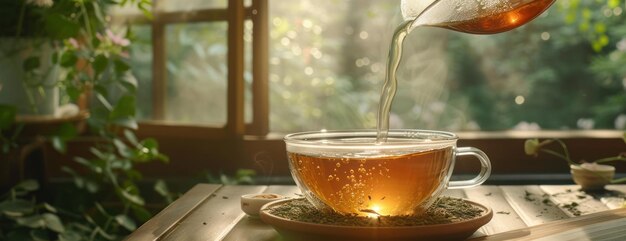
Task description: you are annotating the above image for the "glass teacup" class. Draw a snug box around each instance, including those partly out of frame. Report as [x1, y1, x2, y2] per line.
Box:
[285, 129, 491, 216]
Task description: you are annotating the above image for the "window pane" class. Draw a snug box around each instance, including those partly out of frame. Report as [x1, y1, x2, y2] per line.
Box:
[165, 22, 228, 125]
[269, 0, 626, 133]
[129, 25, 153, 120]
[157, 0, 227, 11]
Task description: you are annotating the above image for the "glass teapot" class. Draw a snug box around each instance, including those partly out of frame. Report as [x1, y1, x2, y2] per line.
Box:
[400, 0, 556, 34]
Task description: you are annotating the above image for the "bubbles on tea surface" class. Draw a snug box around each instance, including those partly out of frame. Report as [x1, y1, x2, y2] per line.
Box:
[336, 163, 341, 168]
[350, 169, 355, 174]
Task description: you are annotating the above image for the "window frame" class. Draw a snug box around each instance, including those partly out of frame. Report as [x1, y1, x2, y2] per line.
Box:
[115, 0, 269, 138]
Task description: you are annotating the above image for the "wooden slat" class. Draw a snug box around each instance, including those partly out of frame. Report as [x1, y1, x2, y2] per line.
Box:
[160, 185, 267, 241]
[499, 185, 569, 226]
[125, 184, 222, 241]
[471, 208, 626, 241]
[221, 185, 301, 241]
[540, 185, 609, 217]
[464, 186, 528, 235]
[155, 9, 228, 24]
[226, 0, 246, 136]
[249, 0, 269, 136]
[151, 16, 166, 120]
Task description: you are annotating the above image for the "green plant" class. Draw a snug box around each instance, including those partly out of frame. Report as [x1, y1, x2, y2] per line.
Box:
[0, 180, 71, 240]
[205, 169, 257, 185]
[524, 133, 626, 182]
[1, 0, 174, 240]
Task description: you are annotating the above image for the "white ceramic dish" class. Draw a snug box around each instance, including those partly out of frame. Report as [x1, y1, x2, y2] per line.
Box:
[241, 193, 287, 217]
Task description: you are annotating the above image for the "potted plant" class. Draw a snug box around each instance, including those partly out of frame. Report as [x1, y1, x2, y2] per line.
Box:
[0, 1, 171, 240]
[525, 133, 626, 190]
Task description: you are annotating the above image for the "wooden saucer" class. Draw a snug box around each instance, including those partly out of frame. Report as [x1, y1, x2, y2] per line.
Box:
[260, 199, 492, 241]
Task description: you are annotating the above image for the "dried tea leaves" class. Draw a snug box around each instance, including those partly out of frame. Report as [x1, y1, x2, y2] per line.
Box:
[265, 197, 484, 227]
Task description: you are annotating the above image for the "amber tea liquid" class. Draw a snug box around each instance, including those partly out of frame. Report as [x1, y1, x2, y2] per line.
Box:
[435, 0, 555, 34]
[289, 147, 453, 216]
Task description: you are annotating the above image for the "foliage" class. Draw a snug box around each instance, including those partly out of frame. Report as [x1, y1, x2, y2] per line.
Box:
[256, 0, 626, 132]
[1, 0, 174, 240]
[0, 180, 72, 241]
[205, 169, 257, 185]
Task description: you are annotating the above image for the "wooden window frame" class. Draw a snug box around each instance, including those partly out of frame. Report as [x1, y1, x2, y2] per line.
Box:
[116, 0, 269, 138]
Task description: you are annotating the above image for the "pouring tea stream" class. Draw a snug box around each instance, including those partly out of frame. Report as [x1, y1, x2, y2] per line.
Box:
[377, 0, 556, 142]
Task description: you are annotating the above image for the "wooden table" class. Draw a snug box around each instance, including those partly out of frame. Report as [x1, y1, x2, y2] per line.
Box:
[127, 184, 626, 241]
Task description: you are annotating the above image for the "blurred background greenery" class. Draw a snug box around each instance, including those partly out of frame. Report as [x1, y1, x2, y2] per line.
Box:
[127, 0, 626, 132]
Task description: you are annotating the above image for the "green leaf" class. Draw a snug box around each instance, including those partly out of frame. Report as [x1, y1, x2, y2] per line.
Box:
[85, 180, 99, 193]
[60, 52, 78, 68]
[124, 129, 139, 146]
[236, 169, 257, 179]
[66, 86, 81, 102]
[114, 59, 130, 73]
[154, 179, 169, 197]
[114, 117, 138, 130]
[141, 138, 158, 149]
[14, 179, 39, 192]
[23, 56, 40, 72]
[96, 93, 113, 111]
[130, 205, 152, 223]
[120, 74, 138, 93]
[115, 214, 137, 231]
[59, 230, 82, 241]
[16, 215, 44, 228]
[44, 14, 80, 40]
[113, 138, 132, 158]
[94, 202, 110, 217]
[93, 54, 108, 76]
[42, 213, 65, 233]
[120, 190, 145, 206]
[110, 95, 136, 120]
[0, 104, 16, 130]
[75, 157, 103, 174]
[51, 136, 66, 153]
[0, 200, 35, 216]
[42, 203, 57, 213]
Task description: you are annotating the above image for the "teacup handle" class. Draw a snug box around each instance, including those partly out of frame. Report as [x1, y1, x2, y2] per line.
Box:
[448, 147, 492, 189]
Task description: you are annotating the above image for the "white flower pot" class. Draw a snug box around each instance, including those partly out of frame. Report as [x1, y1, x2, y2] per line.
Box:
[0, 38, 59, 116]
[570, 163, 615, 191]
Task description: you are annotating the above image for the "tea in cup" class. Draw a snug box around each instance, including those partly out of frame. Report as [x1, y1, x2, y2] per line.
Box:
[285, 129, 491, 216]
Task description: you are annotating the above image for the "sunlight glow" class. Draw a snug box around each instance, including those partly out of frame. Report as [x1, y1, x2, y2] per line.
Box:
[366, 204, 382, 218]
[508, 13, 519, 25]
